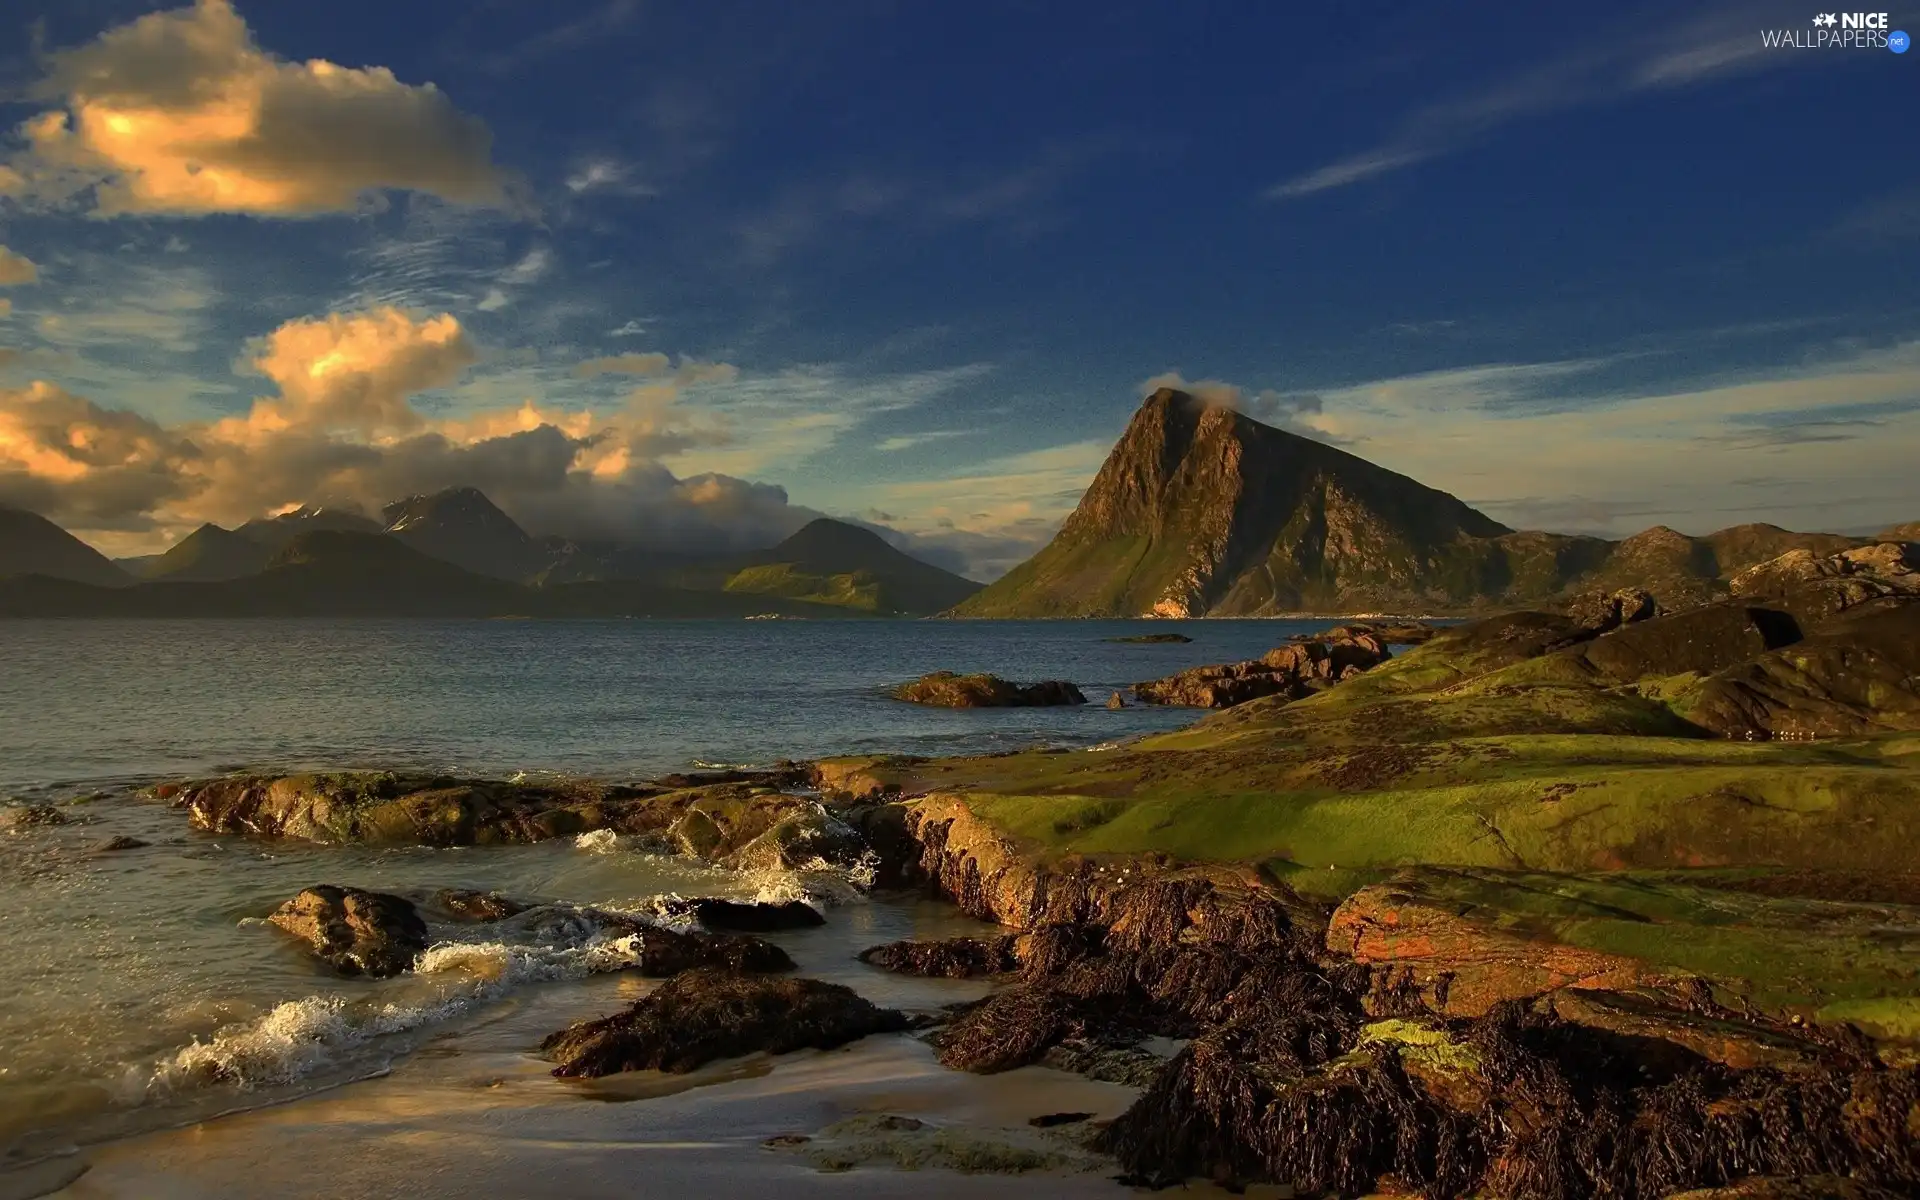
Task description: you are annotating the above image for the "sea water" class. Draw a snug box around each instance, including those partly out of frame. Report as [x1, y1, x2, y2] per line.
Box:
[0, 617, 1329, 1169]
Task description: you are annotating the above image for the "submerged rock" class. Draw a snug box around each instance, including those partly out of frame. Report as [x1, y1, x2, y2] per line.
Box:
[268, 886, 429, 978]
[92, 835, 150, 852]
[1105, 633, 1192, 644]
[541, 968, 910, 1076]
[657, 897, 825, 932]
[434, 888, 528, 922]
[1, 804, 71, 828]
[890, 672, 1087, 708]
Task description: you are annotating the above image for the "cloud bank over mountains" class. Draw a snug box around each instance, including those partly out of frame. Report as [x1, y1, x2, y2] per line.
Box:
[0, 306, 822, 555]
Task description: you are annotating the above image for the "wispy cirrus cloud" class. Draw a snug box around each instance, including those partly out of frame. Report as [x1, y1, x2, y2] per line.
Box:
[1295, 337, 1920, 534]
[1266, 6, 1797, 201]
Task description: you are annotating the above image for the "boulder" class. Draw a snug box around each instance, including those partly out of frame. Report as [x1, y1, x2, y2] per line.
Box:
[858, 935, 1021, 978]
[809, 755, 917, 802]
[612, 923, 795, 976]
[723, 807, 869, 873]
[657, 897, 825, 932]
[541, 968, 911, 1077]
[1732, 543, 1919, 595]
[267, 886, 429, 978]
[1566, 586, 1659, 633]
[1106, 691, 1127, 710]
[1134, 633, 1391, 709]
[1, 803, 70, 828]
[1326, 883, 1652, 1015]
[666, 808, 726, 859]
[890, 672, 1087, 708]
[1682, 603, 1920, 738]
[1104, 633, 1193, 644]
[434, 888, 528, 921]
[1570, 602, 1802, 684]
[92, 835, 150, 852]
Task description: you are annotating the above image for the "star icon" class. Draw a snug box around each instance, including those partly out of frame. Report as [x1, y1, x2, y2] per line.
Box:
[1813, 12, 1837, 26]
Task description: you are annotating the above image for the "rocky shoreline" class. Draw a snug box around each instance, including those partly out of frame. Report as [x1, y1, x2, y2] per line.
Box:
[114, 547, 1920, 1195]
[137, 748, 1920, 1198]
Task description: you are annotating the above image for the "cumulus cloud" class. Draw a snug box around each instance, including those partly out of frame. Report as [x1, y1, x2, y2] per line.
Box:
[0, 247, 38, 286]
[9, 0, 508, 217]
[0, 305, 821, 555]
[0, 380, 199, 526]
[236, 308, 475, 438]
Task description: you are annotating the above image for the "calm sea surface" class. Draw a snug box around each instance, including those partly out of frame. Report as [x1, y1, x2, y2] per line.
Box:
[0, 617, 1334, 1171]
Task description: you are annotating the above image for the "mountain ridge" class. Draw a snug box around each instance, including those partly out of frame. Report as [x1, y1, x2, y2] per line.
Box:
[0, 490, 980, 618]
[953, 388, 1896, 617]
[0, 506, 134, 588]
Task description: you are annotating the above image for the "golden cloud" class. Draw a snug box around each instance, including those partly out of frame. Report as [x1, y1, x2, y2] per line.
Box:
[0, 306, 789, 551]
[235, 308, 475, 439]
[0, 247, 37, 286]
[14, 0, 506, 216]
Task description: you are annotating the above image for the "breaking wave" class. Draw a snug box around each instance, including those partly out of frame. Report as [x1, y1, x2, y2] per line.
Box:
[151, 909, 647, 1093]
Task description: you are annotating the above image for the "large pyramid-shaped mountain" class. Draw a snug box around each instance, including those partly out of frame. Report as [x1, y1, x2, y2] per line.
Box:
[955, 388, 1514, 616]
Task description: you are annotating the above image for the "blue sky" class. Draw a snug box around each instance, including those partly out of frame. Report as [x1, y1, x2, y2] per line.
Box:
[0, 0, 1916, 576]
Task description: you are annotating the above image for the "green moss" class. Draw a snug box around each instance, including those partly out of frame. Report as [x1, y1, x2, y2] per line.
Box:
[1357, 1019, 1487, 1078]
[1817, 997, 1920, 1042]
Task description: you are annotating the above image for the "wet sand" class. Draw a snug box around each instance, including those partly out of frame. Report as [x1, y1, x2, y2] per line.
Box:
[28, 898, 1208, 1200]
[48, 1026, 1158, 1199]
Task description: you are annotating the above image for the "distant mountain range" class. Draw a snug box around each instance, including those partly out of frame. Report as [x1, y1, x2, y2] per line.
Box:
[953, 387, 1912, 617]
[7, 395, 1913, 620]
[0, 488, 981, 618]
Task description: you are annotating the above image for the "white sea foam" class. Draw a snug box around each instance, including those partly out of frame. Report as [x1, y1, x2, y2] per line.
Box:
[151, 915, 648, 1094]
[572, 829, 623, 854]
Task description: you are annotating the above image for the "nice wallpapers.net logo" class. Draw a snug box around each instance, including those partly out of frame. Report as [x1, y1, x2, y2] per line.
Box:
[1762, 12, 1910, 50]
